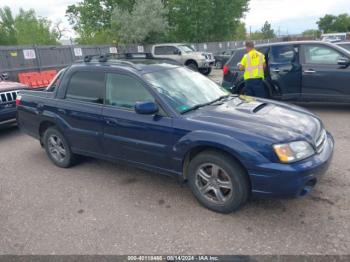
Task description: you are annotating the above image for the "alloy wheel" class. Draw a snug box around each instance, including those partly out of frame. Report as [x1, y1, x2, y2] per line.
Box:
[47, 135, 66, 163]
[195, 163, 233, 204]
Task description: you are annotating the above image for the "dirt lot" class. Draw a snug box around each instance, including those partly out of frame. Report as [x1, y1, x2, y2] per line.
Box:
[0, 70, 349, 255]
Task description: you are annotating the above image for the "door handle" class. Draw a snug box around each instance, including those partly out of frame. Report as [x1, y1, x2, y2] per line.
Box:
[106, 119, 119, 126]
[271, 68, 280, 73]
[57, 108, 66, 114]
[304, 69, 316, 73]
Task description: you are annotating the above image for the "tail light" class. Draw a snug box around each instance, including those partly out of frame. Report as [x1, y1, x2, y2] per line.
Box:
[16, 94, 22, 107]
[223, 65, 229, 75]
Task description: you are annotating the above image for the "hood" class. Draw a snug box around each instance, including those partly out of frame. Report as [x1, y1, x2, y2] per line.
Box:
[0, 81, 28, 93]
[186, 96, 322, 145]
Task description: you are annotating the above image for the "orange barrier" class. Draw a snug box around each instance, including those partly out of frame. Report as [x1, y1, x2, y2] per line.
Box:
[18, 70, 57, 88]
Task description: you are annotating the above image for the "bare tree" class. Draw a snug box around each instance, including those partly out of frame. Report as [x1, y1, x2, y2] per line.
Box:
[54, 20, 70, 40]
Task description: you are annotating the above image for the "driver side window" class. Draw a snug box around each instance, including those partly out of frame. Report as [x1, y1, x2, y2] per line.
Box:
[304, 45, 343, 65]
[106, 73, 154, 109]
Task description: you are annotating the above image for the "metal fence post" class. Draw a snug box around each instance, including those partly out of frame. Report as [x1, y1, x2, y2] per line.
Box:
[34, 45, 41, 72]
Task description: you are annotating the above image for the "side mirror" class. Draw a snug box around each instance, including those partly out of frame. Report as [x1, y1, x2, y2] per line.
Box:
[135, 101, 159, 115]
[337, 58, 350, 66]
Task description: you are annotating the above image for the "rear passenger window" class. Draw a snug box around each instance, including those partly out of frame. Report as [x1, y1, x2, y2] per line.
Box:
[65, 71, 105, 104]
[304, 45, 343, 64]
[270, 45, 295, 63]
[106, 73, 154, 109]
[154, 46, 178, 55]
[47, 69, 65, 92]
[154, 46, 166, 55]
[229, 50, 244, 67]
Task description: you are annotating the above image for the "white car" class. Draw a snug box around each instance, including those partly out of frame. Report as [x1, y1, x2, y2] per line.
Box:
[151, 43, 215, 75]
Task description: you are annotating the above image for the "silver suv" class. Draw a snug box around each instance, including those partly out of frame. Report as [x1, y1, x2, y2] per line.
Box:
[151, 43, 215, 75]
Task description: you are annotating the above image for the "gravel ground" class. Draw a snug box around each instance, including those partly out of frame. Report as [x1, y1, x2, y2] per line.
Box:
[0, 70, 349, 255]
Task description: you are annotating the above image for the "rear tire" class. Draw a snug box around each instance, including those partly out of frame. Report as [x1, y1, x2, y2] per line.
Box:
[43, 127, 75, 168]
[187, 150, 249, 213]
[199, 67, 212, 76]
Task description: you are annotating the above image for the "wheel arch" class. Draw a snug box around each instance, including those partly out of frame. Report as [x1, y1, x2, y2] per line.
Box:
[185, 59, 198, 67]
[182, 144, 252, 193]
[38, 119, 66, 146]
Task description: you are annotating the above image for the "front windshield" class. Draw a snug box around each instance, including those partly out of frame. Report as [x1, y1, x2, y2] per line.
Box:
[178, 45, 196, 53]
[144, 67, 229, 113]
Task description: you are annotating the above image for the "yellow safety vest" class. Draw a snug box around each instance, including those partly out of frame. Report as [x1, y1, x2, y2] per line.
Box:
[240, 50, 265, 80]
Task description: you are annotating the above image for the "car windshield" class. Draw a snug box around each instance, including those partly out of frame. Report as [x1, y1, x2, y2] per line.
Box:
[143, 67, 229, 114]
[178, 45, 196, 53]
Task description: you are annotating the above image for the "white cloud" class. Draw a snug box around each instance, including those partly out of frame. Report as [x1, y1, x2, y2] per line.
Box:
[244, 0, 350, 34]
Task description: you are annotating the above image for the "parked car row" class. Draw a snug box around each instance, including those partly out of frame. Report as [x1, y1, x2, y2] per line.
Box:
[213, 49, 235, 69]
[15, 52, 334, 213]
[221, 41, 350, 103]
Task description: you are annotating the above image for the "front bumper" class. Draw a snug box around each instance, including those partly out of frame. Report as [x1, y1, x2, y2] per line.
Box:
[198, 59, 215, 68]
[249, 132, 334, 198]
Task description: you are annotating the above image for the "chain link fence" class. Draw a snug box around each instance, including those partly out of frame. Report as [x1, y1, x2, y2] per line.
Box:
[0, 39, 278, 81]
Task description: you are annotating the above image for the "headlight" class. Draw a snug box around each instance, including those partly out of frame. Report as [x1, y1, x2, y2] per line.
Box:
[273, 141, 315, 163]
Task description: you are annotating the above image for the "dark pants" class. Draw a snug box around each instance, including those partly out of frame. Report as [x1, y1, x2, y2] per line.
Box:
[244, 78, 268, 98]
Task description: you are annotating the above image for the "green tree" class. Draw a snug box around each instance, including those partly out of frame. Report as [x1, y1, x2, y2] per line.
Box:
[165, 0, 249, 42]
[317, 13, 350, 33]
[0, 6, 17, 45]
[249, 31, 263, 40]
[261, 21, 275, 39]
[302, 29, 321, 38]
[0, 6, 58, 45]
[66, 0, 135, 44]
[15, 9, 58, 45]
[111, 0, 168, 44]
[234, 22, 247, 40]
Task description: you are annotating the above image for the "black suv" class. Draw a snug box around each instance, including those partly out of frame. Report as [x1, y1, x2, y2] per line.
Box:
[222, 41, 350, 103]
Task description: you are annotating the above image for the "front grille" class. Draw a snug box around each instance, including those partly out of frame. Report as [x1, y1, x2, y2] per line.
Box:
[315, 129, 327, 153]
[0, 91, 18, 104]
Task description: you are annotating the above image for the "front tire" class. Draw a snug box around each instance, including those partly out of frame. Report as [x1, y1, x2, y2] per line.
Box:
[186, 61, 198, 71]
[187, 151, 249, 213]
[43, 127, 75, 168]
[199, 67, 212, 76]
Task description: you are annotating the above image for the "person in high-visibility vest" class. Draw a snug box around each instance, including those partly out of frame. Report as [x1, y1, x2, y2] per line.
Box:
[238, 41, 267, 98]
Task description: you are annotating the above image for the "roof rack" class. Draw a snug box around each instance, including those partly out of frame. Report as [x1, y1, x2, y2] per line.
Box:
[83, 53, 154, 62]
[82, 53, 142, 70]
[80, 52, 181, 69]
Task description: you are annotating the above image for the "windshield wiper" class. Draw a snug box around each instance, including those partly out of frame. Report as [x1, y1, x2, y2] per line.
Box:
[180, 95, 230, 114]
[180, 103, 210, 114]
[208, 95, 231, 105]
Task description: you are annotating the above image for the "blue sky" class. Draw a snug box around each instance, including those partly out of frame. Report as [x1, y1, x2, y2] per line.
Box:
[1, 0, 350, 39]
